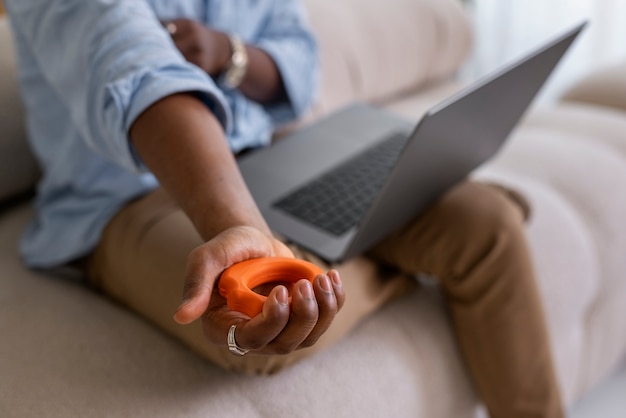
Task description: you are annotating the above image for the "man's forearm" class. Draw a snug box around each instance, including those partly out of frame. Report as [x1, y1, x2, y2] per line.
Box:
[129, 93, 271, 241]
[238, 45, 287, 104]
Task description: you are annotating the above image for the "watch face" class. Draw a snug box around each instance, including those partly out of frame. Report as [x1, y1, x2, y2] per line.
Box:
[232, 51, 246, 67]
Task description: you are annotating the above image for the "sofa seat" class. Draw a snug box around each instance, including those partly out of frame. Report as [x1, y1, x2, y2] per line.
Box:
[2, 102, 626, 418]
[2, 0, 626, 416]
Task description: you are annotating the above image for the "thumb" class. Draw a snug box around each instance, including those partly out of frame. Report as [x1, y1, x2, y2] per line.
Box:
[173, 276, 213, 324]
[172, 226, 281, 324]
[173, 246, 222, 324]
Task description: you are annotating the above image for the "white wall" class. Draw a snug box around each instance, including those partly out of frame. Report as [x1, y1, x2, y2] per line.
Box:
[463, 0, 626, 103]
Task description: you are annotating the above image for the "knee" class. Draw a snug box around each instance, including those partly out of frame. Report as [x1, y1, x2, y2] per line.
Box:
[439, 182, 526, 245]
[435, 182, 531, 295]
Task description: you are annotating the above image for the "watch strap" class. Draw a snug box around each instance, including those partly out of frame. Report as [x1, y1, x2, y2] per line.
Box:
[222, 34, 248, 89]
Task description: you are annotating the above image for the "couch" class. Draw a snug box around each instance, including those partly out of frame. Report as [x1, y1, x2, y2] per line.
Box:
[2, 0, 626, 416]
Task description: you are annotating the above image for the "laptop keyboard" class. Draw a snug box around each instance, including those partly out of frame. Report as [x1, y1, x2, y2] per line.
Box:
[273, 131, 409, 236]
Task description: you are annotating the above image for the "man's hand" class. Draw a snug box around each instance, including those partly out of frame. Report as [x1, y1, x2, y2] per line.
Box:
[166, 18, 231, 77]
[174, 226, 346, 355]
[130, 89, 333, 355]
[164, 18, 287, 103]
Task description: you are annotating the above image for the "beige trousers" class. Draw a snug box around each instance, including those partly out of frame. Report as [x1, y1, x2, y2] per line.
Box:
[86, 181, 563, 418]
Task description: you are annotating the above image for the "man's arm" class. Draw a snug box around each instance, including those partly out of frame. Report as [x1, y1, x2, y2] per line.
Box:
[129, 93, 345, 354]
[129, 93, 269, 241]
[8, 0, 343, 355]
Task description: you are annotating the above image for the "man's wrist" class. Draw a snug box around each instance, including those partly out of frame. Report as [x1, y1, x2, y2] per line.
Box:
[220, 34, 249, 89]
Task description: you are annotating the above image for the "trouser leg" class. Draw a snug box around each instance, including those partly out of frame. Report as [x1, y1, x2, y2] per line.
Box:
[86, 188, 415, 375]
[368, 181, 563, 418]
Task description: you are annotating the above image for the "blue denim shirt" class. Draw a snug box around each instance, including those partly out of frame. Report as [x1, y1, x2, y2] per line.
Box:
[5, 0, 319, 268]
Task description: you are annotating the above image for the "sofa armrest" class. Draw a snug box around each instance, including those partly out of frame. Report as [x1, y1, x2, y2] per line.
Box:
[305, 0, 472, 116]
[561, 60, 626, 113]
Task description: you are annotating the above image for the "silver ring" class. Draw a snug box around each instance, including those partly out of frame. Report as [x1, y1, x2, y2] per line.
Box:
[166, 22, 178, 36]
[227, 324, 250, 356]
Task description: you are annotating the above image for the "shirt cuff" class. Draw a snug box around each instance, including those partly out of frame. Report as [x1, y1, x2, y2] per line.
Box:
[256, 37, 319, 126]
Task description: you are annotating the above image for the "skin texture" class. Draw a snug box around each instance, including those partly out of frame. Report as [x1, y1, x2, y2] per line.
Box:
[129, 92, 344, 355]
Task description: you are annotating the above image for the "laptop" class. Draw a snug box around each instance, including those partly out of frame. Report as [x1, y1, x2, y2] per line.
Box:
[238, 22, 587, 263]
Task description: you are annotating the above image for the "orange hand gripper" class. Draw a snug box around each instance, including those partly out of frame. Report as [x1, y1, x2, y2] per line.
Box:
[218, 257, 323, 318]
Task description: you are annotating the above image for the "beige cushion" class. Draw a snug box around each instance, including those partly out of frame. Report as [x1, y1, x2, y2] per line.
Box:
[561, 60, 626, 113]
[305, 0, 472, 116]
[0, 17, 40, 203]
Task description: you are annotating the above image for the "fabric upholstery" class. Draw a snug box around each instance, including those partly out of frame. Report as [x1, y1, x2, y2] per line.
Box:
[561, 60, 626, 114]
[2, 0, 626, 416]
[304, 0, 472, 116]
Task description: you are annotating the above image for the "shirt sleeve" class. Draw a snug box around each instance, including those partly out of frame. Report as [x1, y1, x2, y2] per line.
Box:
[5, 0, 232, 173]
[252, 0, 321, 126]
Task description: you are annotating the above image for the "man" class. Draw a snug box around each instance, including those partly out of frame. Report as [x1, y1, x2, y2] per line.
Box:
[6, 1, 564, 416]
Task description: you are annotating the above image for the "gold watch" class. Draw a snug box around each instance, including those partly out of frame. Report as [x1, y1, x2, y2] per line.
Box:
[222, 34, 248, 89]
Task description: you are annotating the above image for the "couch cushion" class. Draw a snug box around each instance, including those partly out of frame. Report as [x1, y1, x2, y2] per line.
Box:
[305, 0, 472, 116]
[561, 60, 626, 114]
[0, 17, 40, 203]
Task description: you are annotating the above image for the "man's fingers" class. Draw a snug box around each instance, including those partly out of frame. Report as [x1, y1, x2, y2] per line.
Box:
[225, 286, 291, 350]
[329, 270, 345, 311]
[221, 271, 344, 354]
[172, 34, 198, 58]
[299, 274, 338, 348]
[264, 280, 319, 354]
[203, 270, 344, 356]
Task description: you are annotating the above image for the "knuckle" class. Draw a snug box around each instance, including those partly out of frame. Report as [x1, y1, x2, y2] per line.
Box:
[289, 310, 319, 332]
[263, 306, 285, 323]
[302, 317, 319, 330]
[186, 247, 205, 269]
[246, 339, 265, 351]
[182, 280, 199, 295]
[296, 309, 320, 328]
[300, 336, 319, 349]
[189, 23, 202, 35]
[320, 296, 338, 314]
[336, 291, 346, 308]
[273, 344, 297, 356]
[293, 300, 319, 319]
